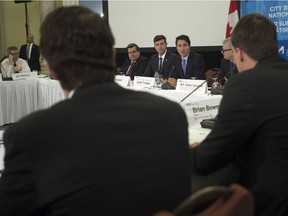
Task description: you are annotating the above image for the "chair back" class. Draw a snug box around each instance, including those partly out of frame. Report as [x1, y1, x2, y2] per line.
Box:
[172, 184, 254, 216]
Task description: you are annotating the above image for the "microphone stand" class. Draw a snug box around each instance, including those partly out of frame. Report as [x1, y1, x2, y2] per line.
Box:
[181, 80, 207, 103]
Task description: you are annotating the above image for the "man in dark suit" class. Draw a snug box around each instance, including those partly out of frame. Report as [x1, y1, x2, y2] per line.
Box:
[0, 6, 191, 216]
[169, 35, 205, 86]
[190, 13, 288, 216]
[143, 35, 176, 79]
[217, 38, 238, 86]
[19, 34, 41, 72]
[118, 43, 148, 80]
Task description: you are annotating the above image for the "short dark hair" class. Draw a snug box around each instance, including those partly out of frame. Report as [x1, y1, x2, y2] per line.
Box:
[153, 35, 167, 44]
[126, 43, 140, 51]
[231, 13, 278, 61]
[40, 6, 115, 91]
[175, 35, 191, 46]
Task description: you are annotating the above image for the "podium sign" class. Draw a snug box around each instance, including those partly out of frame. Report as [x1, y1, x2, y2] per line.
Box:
[176, 79, 207, 94]
[12, 72, 38, 81]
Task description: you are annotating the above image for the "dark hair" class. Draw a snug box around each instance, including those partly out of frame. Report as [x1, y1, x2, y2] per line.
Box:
[175, 35, 191, 46]
[231, 13, 278, 61]
[153, 35, 167, 43]
[126, 43, 140, 51]
[40, 6, 115, 91]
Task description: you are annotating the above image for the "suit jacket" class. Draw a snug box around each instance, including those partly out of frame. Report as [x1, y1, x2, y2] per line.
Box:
[218, 58, 238, 86]
[171, 52, 205, 80]
[190, 55, 288, 216]
[143, 50, 176, 79]
[120, 55, 148, 80]
[19, 43, 41, 71]
[0, 82, 191, 216]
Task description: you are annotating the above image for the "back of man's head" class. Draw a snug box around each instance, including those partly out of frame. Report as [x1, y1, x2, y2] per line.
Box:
[40, 6, 115, 91]
[231, 13, 278, 61]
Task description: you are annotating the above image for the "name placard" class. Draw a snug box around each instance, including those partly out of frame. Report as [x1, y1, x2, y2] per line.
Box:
[115, 75, 131, 87]
[176, 79, 207, 94]
[134, 76, 155, 88]
[12, 72, 38, 81]
[180, 97, 221, 127]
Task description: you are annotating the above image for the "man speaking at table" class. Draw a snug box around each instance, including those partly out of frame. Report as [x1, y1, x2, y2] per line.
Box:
[0, 6, 191, 216]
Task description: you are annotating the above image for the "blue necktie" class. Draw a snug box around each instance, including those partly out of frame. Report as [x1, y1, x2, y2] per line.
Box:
[182, 58, 187, 76]
[230, 61, 236, 77]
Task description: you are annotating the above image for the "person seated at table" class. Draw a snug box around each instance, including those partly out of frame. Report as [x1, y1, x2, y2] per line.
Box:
[1, 46, 31, 80]
[142, 35, 176, 79]
[168, 35, 205, 87]
[217, 37, 238, 86]
[117, 43, 148, 80]
[0, 6, 191, 216]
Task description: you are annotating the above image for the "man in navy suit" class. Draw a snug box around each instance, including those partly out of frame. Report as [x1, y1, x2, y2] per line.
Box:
[170, 35, 205, 84]
[143, 35, 176, 79]
[19, 34, 41, 72]
[118, 43, 148, 80]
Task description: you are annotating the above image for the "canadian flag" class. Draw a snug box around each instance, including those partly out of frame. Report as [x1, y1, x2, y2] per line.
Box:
[226, 0, 239, 38]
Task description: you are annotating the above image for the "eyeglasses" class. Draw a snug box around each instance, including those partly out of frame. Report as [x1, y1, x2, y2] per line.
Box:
[221, 49, 232, 54]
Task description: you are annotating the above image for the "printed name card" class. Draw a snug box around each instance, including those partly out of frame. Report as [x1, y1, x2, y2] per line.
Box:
[12, 72, 38, 81]
[176, 79, 207, 94]
[115, 75, 131, 87]
[133, 76, 155, 88]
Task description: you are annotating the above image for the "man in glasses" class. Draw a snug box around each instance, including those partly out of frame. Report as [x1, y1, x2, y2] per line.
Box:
[1, 46, 31, 80]
[217, 38, 238, 86]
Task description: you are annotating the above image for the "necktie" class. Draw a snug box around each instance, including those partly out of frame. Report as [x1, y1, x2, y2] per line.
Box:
[158, 57, 163, 71]
[182, 58, 187, 75]
[126, 61, 135, 76]
[26, 44, 30, 60]
[230, 61, 236, 77]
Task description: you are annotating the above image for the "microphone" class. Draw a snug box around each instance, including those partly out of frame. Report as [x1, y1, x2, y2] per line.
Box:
[161, 66, 176, 90]
[181, 80, 207, 102]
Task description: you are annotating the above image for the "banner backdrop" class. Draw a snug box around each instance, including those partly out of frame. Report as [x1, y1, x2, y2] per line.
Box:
[241, 0, 288, 60]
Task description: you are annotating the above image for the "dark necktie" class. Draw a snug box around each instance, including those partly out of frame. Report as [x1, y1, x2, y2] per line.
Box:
[158, 57, 163, 71]
[126, 61, 136, 76]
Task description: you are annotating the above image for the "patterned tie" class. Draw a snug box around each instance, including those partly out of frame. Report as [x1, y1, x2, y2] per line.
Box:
[182, 58, 187, 75]
[126, 61, 136, 76]
[230, 61, 236, 77]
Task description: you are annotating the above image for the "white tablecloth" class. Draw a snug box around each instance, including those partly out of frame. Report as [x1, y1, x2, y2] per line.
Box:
[1, 79, 222, 142]
[38, 79, 65, 110]
[0, 80, 38, 126]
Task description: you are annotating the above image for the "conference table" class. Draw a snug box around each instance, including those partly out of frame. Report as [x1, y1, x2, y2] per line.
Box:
[1, 78, 222, 128]
[0, 78, 222, 173]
